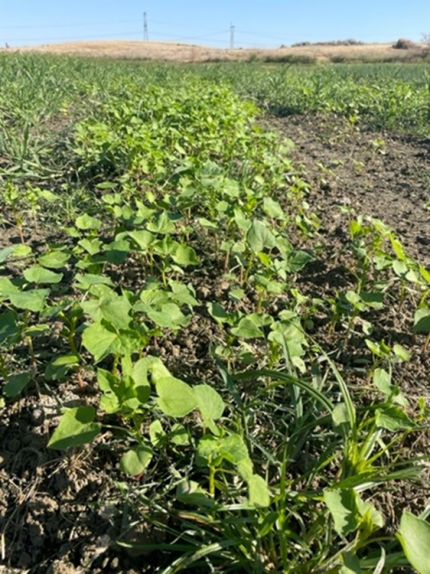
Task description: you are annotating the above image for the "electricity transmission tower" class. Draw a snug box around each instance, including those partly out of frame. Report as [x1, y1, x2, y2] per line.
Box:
[143, 12, 149, 41]
[230, 24, 235, 49]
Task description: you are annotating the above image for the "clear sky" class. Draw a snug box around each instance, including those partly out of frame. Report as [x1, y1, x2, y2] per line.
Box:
[2, 1, 430, 48]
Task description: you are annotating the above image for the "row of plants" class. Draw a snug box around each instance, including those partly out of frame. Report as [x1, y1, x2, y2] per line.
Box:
[2, 54, 430, 173]
[0, 54, 430, 572]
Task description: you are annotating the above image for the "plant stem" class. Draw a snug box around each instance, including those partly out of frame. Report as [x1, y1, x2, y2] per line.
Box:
[209, 465, 216, 497]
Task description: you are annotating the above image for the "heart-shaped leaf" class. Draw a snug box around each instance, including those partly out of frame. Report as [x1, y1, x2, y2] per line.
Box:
[9, 289, 50, 312]
[156, 376, 197, 417]
[39, 250, 71, 269]
[48, 406, 101, 450]
[120, 445, 153, 476]
[75, 214, 102, 230]
[194, 385, 225, 421]
[4, 372, 32, 398]
[24, 266, 63, 284]
[247, 220, 276, 253]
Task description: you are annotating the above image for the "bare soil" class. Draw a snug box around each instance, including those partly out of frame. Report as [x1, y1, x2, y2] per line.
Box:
[273, 114, 430, 265]
[1, 114, 430, 572]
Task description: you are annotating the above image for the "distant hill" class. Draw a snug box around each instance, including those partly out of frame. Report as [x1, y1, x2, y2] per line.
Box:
[6, 39, 429, 64]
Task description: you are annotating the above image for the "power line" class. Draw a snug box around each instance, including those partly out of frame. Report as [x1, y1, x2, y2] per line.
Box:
[5, 31, 143, 43]
[145, 29, 229, 42]
[0, 20, 138, 30]
[3, 29, 232, 46]
[5, 15, 376, 48]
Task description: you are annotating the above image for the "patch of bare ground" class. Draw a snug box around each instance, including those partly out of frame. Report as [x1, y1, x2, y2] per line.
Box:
[3, 39, 430, 63]
[270, 114, 430, 265]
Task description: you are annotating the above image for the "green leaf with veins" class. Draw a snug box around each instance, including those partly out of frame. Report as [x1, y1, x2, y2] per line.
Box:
[137, 289, 169, 308]
[414, 307, 430, 334]
[48, 406, 101, 450]
[156, 376, 197, 417]
[373, 368, 408, 406]
[399, 512, 430, 574]
[75, 214, 102, 230]
[105, 240, 130, 264]
[176, 479, 215, 508]
[145, 302, 190, 330]
[194, 384, 225, 421]
[9, 289, 50, 312]
[0, 311, 20, 346]
[147, 211, 175, 234]
[45, 355, 80, 382]
[284, 250, 313, 273]
[128, 230, 154, 251]
[373, 368, 392, 396]
[375, 405, 415, 431]
[97, 369, 122, 413]
[0, 247, 14, 264]
[120, 445, 153, 476]
[340, 553, 361, 574]
[74, 274, 114, 290]
[13, 245, 33, 258]
[220, 434, 252, 468]
[248, 474, 271, 508]
[393, 344, 411, 362]
[100, 296, 132, 329]
[82, 320, 143, 362]
[171, 423, 189, 446]
[0, 278, 19, 298]
[172, 244, 199, 266]
[153, 236, 177, 257]
[231, 317, 264, 339]
[263, 197, 286, 220]
[38, 250, 71, 269]
[247, 220, 276, 253]
[196, 434, 221, 466]
[23, 266, 63, 285]
[82, 295, 132, 330]
[78, 239, 103, 256]
[149, 420, 166, 447]
[82, 321, 119, 362]
[207, 302, 230, 325]
[4, 372, 32, 398]
[198, 217, 218, 230]
[324, 488, 360, 537]
[169, 281, 198, 307]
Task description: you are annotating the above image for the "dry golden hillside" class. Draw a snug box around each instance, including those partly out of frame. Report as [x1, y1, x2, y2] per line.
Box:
[7, 39, 430, 63]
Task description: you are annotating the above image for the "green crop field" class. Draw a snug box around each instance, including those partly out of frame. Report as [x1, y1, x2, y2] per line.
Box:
[1, 53, 430, 573]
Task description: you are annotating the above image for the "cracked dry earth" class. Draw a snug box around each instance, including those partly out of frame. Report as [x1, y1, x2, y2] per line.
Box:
[1, 113, 430, 573]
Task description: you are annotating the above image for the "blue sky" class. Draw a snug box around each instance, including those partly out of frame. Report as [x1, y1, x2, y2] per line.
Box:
[2, 1, 430, 48]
